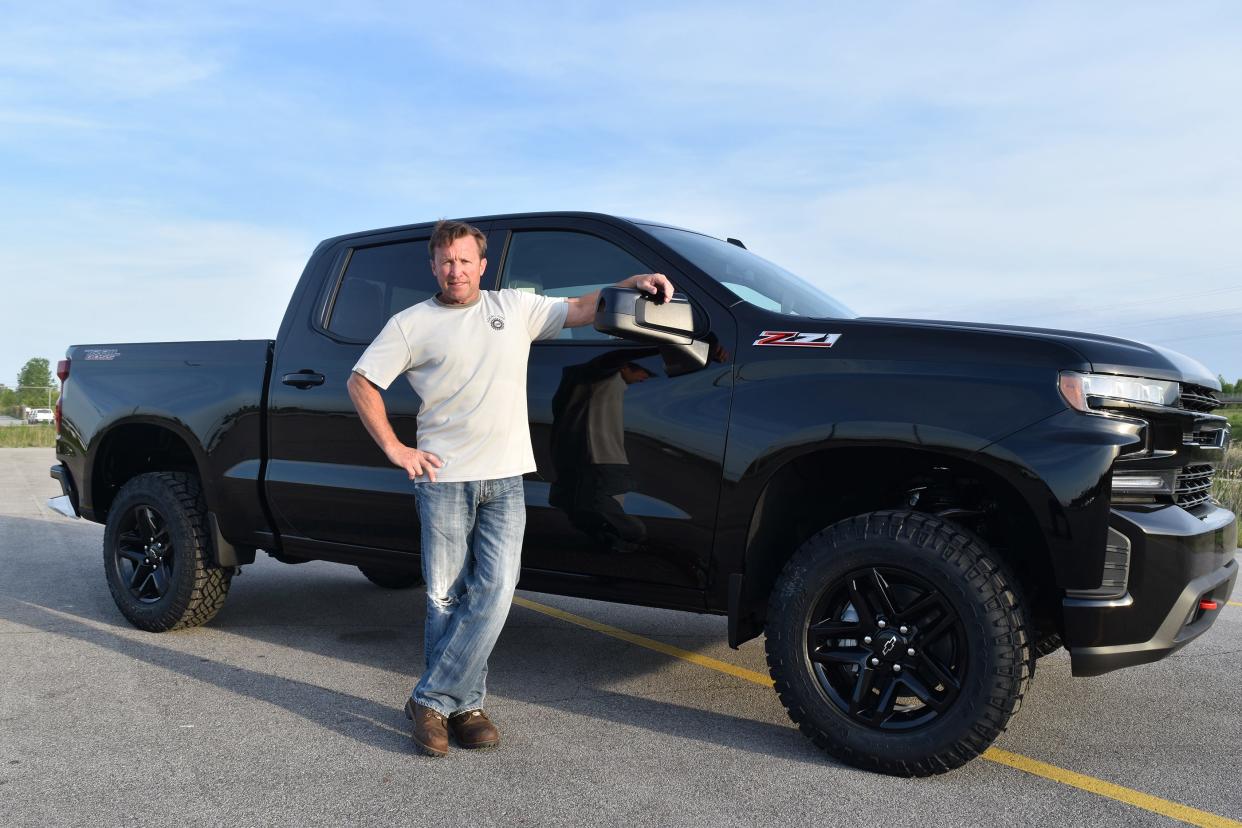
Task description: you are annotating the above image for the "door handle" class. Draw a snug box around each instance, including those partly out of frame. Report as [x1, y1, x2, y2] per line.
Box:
[281, 370, 326, 389]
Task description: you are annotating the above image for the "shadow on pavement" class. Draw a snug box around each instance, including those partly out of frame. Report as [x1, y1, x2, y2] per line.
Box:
[1, 513, 824, 766]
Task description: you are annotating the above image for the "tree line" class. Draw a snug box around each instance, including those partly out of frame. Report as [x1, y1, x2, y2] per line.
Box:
[0, 358, 60, 418]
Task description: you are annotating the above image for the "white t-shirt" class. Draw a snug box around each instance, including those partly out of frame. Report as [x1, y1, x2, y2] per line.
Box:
[352, 289, 569, 483]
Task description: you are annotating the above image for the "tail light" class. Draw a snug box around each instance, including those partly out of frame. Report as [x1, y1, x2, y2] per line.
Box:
[55, 358, 70, 435]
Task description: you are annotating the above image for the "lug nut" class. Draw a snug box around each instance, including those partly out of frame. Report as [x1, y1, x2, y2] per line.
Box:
[899, 625, 909, 634]
[907, 648, 916, 656]
[877, 620, 887, 629]
[892, 664, 902, 673]
[863, 636, 872, 645]
[870, 657, 880, 666]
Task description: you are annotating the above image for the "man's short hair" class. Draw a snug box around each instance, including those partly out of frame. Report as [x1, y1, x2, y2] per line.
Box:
[429, 220, 487, 259]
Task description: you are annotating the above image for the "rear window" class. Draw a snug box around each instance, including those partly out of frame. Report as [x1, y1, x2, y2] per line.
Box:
[326, 240, 438, 341]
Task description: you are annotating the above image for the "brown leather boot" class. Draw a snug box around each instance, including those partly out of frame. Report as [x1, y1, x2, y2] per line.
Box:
[448, 709, 500, 749]
[404, 699, 449, 757]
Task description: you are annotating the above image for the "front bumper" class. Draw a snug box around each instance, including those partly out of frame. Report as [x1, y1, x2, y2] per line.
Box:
[1065, 502, 1237, 677]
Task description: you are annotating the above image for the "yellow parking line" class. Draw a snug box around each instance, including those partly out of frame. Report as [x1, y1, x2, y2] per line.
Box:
[1229, 601, 1241, 608]
[983, 749, 1239, 828]
[512, 595, 773, 686]
[514, 595, 1241, 828]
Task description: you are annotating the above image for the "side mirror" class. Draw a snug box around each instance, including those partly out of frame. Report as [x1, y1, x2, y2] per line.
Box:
[594, 287, 709, 369]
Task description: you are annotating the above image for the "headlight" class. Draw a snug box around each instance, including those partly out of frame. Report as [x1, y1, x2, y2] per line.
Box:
[1059, 372, 1178, 412]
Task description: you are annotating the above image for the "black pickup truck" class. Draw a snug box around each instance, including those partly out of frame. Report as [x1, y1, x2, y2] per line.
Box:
[49, 211, 1236, 775]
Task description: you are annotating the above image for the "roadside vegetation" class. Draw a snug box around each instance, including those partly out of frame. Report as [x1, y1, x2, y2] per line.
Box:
[0, 425, 55, 448]
[1, 357, 60, 418]
[1214, 403, 1240, 515]
[1216, 441, 1242, 517]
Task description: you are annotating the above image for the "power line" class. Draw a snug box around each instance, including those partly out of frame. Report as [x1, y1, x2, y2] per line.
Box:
[1109, 308, 1242, 328]
[937, 285, 1242, 324]
[1027, 285, 1242, 320]
[1152, 328, 1242, 344]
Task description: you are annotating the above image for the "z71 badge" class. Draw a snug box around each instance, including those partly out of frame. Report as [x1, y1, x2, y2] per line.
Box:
[753, 331, 842, 348]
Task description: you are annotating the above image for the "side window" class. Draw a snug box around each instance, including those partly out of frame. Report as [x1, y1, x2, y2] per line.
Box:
[500, 230, 651, 341]
[326, 239, 436, 341]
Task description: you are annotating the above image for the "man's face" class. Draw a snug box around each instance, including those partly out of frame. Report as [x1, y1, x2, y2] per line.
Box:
[430, 235, 487, 305]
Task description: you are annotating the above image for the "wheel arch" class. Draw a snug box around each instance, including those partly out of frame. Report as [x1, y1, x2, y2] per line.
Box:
[88, 417, 206, 519]
[86, 418, 242, 568]
[728, 444, 1057, 647]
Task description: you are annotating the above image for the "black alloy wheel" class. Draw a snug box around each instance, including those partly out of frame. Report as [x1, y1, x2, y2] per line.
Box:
[102, 472, 232, 632]
[111, 504, 176, 603]
[765, 510, 1032, 776]
[807, 566, 966, 731]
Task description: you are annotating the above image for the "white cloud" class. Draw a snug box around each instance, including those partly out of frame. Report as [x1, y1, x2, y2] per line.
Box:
[1, 200, 312, 374]
[1, 2, 1240, 382]
[0, 5, 230, 101]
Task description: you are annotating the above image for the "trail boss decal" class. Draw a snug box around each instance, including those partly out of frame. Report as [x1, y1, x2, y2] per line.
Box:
[752, 331, 842, 348]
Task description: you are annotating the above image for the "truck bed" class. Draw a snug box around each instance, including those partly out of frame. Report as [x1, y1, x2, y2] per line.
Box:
[59, 339, 274, 547]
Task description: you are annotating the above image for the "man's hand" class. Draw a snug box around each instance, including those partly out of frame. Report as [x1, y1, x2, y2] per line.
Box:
[632, 272, 674, 304]
[386, 444, 444, 482]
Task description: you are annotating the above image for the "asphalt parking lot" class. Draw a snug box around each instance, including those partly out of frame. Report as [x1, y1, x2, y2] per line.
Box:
[2, 447, 1239, 827]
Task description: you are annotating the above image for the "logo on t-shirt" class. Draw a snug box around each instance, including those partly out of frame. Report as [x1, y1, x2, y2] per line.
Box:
[488, 315, 505, 331]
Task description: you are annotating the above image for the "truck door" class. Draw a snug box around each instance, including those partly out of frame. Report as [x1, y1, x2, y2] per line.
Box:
[492, 217, 735, 592]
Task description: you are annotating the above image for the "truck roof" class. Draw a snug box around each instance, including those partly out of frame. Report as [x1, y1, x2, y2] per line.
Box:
[314, 211, 714, 249]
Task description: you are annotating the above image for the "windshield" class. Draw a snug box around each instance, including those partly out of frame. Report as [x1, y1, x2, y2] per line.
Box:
[646, 225, 856, 318]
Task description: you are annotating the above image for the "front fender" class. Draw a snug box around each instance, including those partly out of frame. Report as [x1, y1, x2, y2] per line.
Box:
[981, 408, 1143, 589]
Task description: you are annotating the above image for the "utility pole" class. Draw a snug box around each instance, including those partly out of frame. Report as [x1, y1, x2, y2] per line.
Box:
[16, 385, 56, 407]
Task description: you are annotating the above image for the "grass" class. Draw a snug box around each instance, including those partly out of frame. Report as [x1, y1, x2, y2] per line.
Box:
[0, 425, 56, 448]
[1215, 443, 1242, 517]
[1214, 408, 1240, 516]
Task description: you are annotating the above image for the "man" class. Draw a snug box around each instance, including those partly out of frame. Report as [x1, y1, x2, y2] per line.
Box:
[347, 219, 673, 757]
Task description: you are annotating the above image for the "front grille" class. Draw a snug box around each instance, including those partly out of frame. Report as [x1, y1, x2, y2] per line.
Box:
[1175, 464, 1214, 508]
[1179, 384, 1220, 413]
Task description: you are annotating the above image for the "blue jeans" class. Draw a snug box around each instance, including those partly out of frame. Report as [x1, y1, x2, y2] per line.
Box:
[411, 476, 525, 717]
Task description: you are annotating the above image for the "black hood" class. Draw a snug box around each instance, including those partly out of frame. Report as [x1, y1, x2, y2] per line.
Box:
[864, 317, 1220, 389]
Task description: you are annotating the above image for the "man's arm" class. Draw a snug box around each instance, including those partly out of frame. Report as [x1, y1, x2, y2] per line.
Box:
[346, 371, 443, 481]
[564, 273, 674, 329]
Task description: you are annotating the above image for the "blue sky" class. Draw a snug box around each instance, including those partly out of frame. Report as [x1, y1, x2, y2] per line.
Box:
[3, 1, 1241, 387]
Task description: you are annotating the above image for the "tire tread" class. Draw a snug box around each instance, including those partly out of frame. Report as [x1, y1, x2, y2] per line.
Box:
[764, 510, 1032, 776]
[103, 472, 231, 632]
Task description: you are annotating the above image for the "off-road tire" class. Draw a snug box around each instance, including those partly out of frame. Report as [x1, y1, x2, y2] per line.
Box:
[765, 510, 1032, 776]
[102, 472, 231, 631]
[358, 566, 423, 589]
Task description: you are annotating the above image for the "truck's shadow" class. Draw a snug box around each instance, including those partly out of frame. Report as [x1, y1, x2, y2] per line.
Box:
[0, 514, 821, 765]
